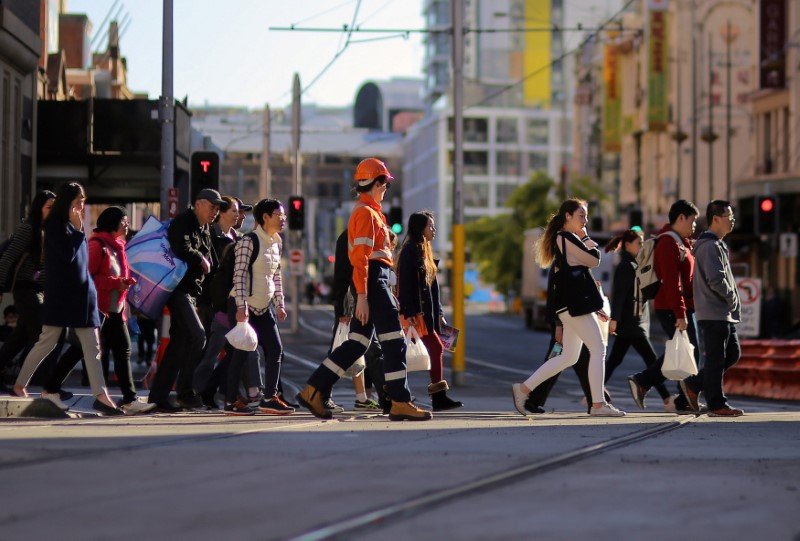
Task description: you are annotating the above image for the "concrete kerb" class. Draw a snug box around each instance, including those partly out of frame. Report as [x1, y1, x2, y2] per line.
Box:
[0, 397, 70, 419]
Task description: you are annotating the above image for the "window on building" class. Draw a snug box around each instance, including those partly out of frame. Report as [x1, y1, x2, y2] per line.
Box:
[448, 117, 488, 143]
[496, 118, 518, 143]
[528, 152, 548, 173]
[526, 118, 549, 145]
[496, 151, 521, 175]
[496, 182, 520, 206]
[464, 182, 489, 207]
[448, 150, 489, 175]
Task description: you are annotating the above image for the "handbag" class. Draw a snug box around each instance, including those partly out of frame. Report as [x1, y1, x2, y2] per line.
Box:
[557, 235, 603, 317]
[405, 326, 431, 372]
[661, 329, 698, 380]
[331, 322, 366, 379]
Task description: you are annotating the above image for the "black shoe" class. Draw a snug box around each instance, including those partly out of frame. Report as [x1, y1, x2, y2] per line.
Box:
[176, 394, 203, 410]
[92, 399, 123, 416]
[59, 390, 74, 401]
[430, 390, 463, 412]
[524, 401, 546, 414]
[149, 399, 182, 413]
[628, 376, 648, 409]
[223, 399, 255, 416]
[257, 396, 295, 415]
[201, 391, 219, 410]
[380, 398, 391, 415]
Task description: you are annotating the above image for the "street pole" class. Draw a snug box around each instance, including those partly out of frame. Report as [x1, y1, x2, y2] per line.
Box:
[261, 104, 271, 198]
[159, 0, 174, 220]
[290, 73, 301, 333]
[725, 19, 732, 201]
[675, 51, 682, 200]
[708, 32, 714, 202]
[690, 0, 698, 204]
[451, 0, 466, 387]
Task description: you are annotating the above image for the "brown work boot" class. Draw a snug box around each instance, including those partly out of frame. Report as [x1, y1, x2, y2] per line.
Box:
[296, 385, 333, 420]
[389, 401, 433, 421]
[679, 380, 700, 412]
[708, 405, 744, 417]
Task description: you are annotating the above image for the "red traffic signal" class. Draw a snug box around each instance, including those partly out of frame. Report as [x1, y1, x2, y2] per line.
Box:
[287, 195, 305, 230]
[756, 196, 777, 235]
[191, 151, 220, 198]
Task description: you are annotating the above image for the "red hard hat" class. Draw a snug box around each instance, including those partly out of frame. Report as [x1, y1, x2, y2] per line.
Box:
[354, 158, 394, 187]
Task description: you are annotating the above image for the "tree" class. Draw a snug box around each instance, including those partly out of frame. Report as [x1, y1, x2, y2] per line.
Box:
[465, 172, 559, 297]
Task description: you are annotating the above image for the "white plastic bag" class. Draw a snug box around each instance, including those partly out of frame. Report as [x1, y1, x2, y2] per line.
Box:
[662, 329, 698, 380]
[332, 322, 366, 379]
[405, 326, 431, 372]
[225, 321, 258, 352]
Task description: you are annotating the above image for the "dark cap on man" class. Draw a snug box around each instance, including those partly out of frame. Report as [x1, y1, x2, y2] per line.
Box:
[234, 197, 253, 212]
[196, 188, 227, 210]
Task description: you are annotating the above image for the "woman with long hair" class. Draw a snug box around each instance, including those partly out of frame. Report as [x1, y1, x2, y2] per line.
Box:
[512, 198, 625, 417]
[0, 190, 55, 391]
[89, 206, 155, 415]
[398, 211, 462, 411]
[12, 182, 121, 415]
[604, 229, 675, 411]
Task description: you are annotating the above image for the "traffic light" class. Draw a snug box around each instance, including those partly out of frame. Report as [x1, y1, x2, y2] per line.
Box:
[191, 151, 220, 198]
[628, 208, 643, 229]
[288, 195, 305, 230]
[756, 196, 777, 235]
[389, 206, 403, 234]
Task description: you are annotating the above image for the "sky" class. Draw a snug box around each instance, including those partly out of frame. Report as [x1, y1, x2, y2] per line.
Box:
[66, 0, 426, 110]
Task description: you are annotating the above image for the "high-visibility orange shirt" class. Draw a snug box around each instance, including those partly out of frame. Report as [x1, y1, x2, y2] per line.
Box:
[348, 193, 393, 294]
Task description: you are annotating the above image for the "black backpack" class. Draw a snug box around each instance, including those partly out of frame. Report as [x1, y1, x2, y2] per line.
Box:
[208, 231, 259, 312]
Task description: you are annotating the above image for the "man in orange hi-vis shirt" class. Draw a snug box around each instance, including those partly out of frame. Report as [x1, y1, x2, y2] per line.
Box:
[296, 158, 432, 421]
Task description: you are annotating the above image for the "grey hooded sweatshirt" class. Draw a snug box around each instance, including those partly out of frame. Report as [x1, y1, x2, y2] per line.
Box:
[692, 231, 741, 322]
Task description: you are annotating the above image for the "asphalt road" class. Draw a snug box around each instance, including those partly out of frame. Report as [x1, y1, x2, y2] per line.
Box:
[1, 305, 798, 541]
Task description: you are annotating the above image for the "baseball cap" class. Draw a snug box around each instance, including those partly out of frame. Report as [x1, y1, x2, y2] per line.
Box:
[234, 197, 253, 212]
[196, 188, 226, 209]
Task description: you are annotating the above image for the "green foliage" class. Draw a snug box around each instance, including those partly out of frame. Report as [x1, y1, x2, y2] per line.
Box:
[465, 172, 559, 296]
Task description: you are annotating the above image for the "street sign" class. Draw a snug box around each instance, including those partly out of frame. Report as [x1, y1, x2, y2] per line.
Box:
[167, 187, 179, 218]
[288, 248, 304, 277]
[736, 277, 761, 338]
[779, 233, 797, 258]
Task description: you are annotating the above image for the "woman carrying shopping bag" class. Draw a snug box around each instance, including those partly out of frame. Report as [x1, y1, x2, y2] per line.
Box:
[397, 211, 462, 411]
[89, 207, 155, 415]
[603, 229, 676, 411]
[12, 182, 121, 415]
[224, 198, 293, 416]
[511, 198, 625, 417]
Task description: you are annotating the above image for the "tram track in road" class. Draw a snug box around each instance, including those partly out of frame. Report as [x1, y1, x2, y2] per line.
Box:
[288, 415, 698, 541]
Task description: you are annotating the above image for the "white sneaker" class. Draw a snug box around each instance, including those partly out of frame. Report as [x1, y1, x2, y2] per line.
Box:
[511, 384, 528, 416]
[589, 402, 626, 417]
[121, 398, 157, 415]
[40, 392, 69, 411]
[663, 395, 678, 413]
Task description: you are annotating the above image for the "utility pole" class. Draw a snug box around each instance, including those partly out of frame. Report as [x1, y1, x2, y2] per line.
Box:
[290, 73, 302, 333]
[261, 104, 271, 197]
[708, 32, 714, 201]
[690, 0, 698, 204]
[451, 0, 466, 387]
[159, 0, 174, 220]
[725, 19, 732, 201]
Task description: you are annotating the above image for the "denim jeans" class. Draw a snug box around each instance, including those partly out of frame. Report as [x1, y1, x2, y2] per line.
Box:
[634, 309, 703, 394]
[698, 320, 740, 410]
[226, 299, 282, 403]
[148, 291, 206, 403]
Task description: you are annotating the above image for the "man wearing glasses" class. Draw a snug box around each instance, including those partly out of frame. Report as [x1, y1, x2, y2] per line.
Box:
[692, 200, 743, 416]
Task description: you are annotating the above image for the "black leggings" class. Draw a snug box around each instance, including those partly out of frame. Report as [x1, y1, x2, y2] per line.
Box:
[100, 313, 136, 403]
[605, 322, 670, 400]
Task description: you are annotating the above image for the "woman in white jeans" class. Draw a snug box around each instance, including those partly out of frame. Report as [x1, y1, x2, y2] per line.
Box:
[512, 198, 625, 417]
[12, 182, 121, 415]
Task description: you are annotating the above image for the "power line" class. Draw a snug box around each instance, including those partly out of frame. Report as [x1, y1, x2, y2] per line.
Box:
[270, 25, 641, 34]
[290, 0, 357, 27]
